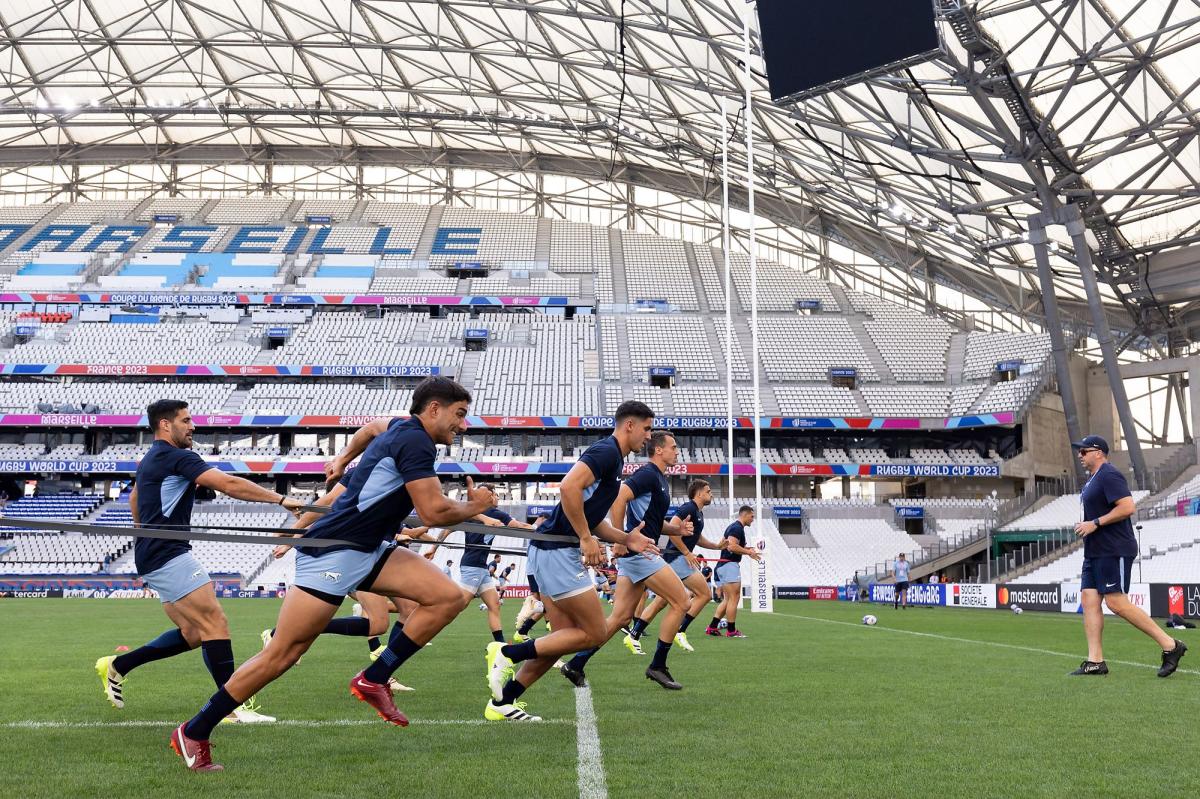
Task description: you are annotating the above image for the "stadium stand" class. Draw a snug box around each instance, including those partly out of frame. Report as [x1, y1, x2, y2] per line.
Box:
[1002, 491, 1151, 531]
[622, 232, 698, 310]
[1019, 517, 1200, 584]
[624, 316, 717, 382]
[962, 332, 1052, 380]
[759, 317, 879, 382]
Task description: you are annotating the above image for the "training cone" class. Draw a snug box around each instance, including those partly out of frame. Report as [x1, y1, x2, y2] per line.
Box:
[114, 645, 129, 652]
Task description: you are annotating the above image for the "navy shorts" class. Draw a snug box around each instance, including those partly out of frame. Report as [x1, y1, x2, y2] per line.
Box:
[1081, 556, 1134, 595]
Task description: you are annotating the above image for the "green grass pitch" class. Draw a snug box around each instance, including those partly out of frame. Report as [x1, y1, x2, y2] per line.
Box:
[1, 598, 1197, 798]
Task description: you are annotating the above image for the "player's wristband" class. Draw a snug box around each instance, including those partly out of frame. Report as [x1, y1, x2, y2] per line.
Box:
[278, 495, 286, 505]
[1092, 518, 1102, 527]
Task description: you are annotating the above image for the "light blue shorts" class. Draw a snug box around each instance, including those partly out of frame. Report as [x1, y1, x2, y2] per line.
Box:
[666, 555, 698, 581]
[715, 560, 742, 586]
[527, 545, 593, 601]
[457, 565, 497, 597]
[294, 540, 393, 598]
[142, 552, 211, 604]
[615, 553, 669, 585]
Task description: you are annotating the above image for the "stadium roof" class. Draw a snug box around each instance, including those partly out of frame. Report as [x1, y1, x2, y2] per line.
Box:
[0, 0, 1197, 348]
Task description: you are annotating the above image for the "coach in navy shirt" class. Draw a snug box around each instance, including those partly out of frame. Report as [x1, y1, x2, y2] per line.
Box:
[1069, 435, 1185, 677]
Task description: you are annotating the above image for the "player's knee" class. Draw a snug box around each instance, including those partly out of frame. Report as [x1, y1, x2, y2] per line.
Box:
[582, 620, 608, 647]
[271, 642, 308, 673]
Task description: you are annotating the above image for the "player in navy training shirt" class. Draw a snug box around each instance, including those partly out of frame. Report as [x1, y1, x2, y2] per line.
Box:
[559, 431, 696, 689]
[172, 378, 495, 771]
[1068, 435, 1185, 677]
[707, 505, 761, 638]
[629, 478, 725, 652]
[482, 402, 661, 722]
[95, 399, 304, 723]
[424, 484, 537, 643]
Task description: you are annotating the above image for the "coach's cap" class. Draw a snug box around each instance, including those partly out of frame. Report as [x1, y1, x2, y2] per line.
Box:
[1071, 435, 1109, 454]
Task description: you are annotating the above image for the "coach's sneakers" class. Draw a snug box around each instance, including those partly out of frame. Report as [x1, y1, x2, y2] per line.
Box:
[1068, 660, 1109, 676]
[1158, 639, 1187, 678]
[560, 662, 588, 688]
[485, 642, 514, 701]
[485, 700, 541, 722]
[645, 666, 683, 690]
[95, 655, 125, 709]
[623, 632, 644, 655]
[222, 698, 276, 724]
[349, 671, 409, 726]
[170, 723, 223, 772]
[388, 677, 415, 693]
[704, 626, 721, 637]
[369, 644, 387, 662]
[674, 632, 694, 652]
[726, 629, 747, 638]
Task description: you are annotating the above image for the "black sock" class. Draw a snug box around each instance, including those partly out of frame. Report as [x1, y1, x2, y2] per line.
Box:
[650, 639, 672, 670]
[387, 621, 405, 645]
[200, 639, 236, 688]
[679, 613, 695, 633]
[184, 687, 240, 741]
[727, 622, 737, 633]
[708, 617, 721, 629]
[567, 648, 597, 670]
[517, 617, 536, 636]
[491, 629, 505, 643]
[112, 628, 192, 675]
[497, 677, 527, 706]
[501, 638, 539, 663]
[367, 636, 381, 652]
[322, 616, 370, 636]
[630, 618, 649, 640]
[362, 630, 422, 683]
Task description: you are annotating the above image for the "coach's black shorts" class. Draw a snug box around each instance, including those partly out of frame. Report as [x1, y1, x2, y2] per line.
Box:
[1081, 556, 1133, 595]
[895, 581, 910, 592]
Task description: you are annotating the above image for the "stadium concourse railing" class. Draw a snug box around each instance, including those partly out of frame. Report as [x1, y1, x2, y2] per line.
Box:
[978, 527, 1076, 584]
[856, 485, 1066, 586]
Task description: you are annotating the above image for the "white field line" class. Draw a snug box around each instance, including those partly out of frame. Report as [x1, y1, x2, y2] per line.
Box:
[772, 611, 1200, 675]
[575, 684, 608, 799]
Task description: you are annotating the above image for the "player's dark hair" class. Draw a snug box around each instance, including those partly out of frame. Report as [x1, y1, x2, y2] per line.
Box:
[738, 504, 755, 515]
[687, 479, 710, 499]
[613, 400, 654, 424]
[647, 429, 673, 456]
[409, 376, 472, 414]
[147, 399, 188, 432]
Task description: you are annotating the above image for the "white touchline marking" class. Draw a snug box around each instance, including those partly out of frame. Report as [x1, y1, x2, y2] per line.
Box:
[1, 718, 573, 730]
[772, 611, 1200, 676]
[575, 685, 608, 799]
